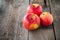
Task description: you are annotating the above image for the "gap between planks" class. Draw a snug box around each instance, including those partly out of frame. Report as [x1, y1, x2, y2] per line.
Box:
[48, 0, 56, 40]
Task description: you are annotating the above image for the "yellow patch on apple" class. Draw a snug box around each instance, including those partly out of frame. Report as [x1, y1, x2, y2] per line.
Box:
[30, 23, 39, 30]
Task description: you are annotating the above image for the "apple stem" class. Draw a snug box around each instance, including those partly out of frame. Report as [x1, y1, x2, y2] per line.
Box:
[43, 14, 45, 15]
[30, 17, 33, 20]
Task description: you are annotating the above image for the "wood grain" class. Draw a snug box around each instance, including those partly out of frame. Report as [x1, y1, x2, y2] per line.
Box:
[19, 0, 29, 40]
[51, 0, 60, 40]
[0, 0, 29, 40]
[29, 0, 55, 40]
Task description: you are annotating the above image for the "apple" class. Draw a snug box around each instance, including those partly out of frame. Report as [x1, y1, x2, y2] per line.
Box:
[23, 13, 40, 30]
[40, 12, 53, 26]
[27, 4, 42, 16]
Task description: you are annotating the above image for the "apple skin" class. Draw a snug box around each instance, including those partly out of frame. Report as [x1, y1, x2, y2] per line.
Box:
[27, 4, 42, 16]
[40, 12, 53, 26]
[23, 13, 40, 30]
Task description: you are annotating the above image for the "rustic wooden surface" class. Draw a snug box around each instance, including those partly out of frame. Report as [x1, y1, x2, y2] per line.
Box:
[19, 0, 29, 40]
[0, 0, 29, 40]
[0, 0, 60, 40]
[51, 0, 60, 40]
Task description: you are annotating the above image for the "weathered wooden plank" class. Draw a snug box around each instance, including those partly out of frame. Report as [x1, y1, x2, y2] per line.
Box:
[29, 0, 55, 40]
[19, 0, 29, 40]
[51, 0, 60, 40]
[0, 0, 13, 40]
[0, 0, 29, 40]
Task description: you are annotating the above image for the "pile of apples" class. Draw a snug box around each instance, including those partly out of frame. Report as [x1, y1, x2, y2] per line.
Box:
[23, 4, 53, 30]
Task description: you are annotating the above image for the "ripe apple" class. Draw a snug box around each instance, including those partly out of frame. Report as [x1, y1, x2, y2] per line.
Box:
[27, 4, 42, 16]
[40, 12, 53, 26]
[23, 13, 40, 30]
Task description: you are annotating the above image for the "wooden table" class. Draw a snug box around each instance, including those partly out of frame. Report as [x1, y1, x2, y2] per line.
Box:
[18, 0, 60, 40]
[0, 0, 60, 40]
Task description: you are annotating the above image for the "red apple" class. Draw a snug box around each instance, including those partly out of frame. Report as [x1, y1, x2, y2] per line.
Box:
[23, 13, 40, 30]
[40, 12, 53, 26]
[27, 4, 42, 16]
